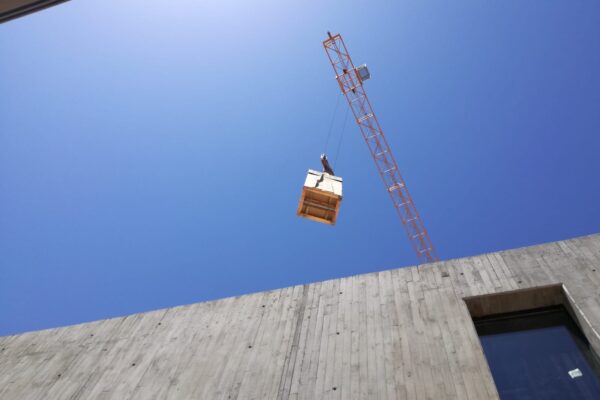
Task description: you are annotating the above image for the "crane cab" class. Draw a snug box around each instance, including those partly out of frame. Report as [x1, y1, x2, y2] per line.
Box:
[297, 170, 343, 225]
[356, 64, 370, 82]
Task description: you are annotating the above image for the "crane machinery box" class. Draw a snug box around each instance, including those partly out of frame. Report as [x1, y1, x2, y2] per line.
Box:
[296, 170, 342, 225]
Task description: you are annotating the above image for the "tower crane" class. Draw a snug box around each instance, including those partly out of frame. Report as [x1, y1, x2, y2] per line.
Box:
[323, 32, 439, 264]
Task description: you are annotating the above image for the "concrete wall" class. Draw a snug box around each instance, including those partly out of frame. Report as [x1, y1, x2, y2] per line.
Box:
[1, 234, 599, 399]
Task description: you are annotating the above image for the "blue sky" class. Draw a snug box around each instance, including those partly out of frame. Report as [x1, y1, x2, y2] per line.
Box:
[1, 0, 599, 336]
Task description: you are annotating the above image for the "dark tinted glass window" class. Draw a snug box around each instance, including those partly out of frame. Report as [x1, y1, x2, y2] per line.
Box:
[475, 306, 600, 400]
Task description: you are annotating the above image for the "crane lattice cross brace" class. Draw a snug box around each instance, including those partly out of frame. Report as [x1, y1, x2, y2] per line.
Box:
[323, 32, 439, 264]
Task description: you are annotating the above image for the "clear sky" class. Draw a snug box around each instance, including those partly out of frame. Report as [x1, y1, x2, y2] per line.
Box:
[1, 0, 599, 336]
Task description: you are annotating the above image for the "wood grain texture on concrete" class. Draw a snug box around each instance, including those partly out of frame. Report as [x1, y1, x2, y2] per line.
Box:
[1, 234, 599, 399]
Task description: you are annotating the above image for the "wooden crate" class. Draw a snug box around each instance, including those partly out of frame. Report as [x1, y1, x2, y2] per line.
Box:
[297, 170, 342, 225]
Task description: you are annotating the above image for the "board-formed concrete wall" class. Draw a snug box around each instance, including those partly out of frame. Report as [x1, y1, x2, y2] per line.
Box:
[1, 234, 599, 399]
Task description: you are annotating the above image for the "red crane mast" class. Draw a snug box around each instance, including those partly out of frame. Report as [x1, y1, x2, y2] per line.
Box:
[323, 32, 439, 264]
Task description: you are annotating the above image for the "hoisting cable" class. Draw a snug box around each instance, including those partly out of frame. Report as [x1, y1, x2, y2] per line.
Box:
[323, 93, 342, 154]
[333, 105, 350, 171]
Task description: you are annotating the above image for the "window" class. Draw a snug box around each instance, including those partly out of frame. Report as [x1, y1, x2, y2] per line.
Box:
[474, 305, 600, 399]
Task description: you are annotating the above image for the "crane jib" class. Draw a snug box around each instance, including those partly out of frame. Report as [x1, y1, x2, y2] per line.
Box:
[322, 32, 439, 264]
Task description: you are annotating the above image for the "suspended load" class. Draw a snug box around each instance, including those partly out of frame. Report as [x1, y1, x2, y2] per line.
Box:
[297, 155, 342, 225]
